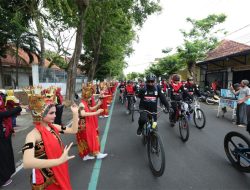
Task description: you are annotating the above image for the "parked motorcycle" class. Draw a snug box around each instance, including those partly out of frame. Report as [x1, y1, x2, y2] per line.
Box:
[200, 89, 220, 105]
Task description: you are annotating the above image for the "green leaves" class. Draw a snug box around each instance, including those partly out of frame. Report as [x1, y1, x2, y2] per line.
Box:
[178, 14, 227, 76]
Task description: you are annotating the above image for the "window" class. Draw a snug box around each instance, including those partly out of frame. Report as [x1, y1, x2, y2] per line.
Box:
[3, 74, 12, 86]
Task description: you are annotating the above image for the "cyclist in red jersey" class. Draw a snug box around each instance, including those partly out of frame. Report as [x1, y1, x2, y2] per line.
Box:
[125, 80, 137, 114]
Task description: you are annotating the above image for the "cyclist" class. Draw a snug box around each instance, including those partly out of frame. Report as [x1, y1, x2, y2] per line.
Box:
[161, 78, 169, 96]
[136, 73, 170, 136]
[118, 81, 126, 102]
[168, 74, 191, 126]
[125, 80, 137, 114]
[183, 77, 201, 113]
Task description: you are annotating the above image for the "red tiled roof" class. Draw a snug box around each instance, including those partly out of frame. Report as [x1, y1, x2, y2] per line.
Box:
[205, 40, 250, 61]
[0, 46, 61, 70]
[1, 48, 30, 67]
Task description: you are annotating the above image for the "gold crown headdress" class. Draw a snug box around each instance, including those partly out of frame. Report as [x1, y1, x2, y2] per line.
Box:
[24, 86, 56, 123]
[99, 82, 107, 91]
[82, 83, 94, 100]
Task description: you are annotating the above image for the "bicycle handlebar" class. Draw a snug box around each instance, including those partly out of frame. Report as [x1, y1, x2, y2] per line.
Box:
[133, 107, 163, 115]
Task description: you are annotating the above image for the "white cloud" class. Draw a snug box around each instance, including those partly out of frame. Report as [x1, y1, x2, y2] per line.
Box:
[125, 0, 250, 75]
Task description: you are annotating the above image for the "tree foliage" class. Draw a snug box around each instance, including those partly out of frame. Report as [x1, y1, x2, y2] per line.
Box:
[144, 54, 183, 79]
[177, 14, 227, 77]
[83, 0, 161, 81]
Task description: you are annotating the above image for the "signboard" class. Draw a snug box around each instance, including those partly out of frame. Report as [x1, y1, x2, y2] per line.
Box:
[220, 89, 235, 98]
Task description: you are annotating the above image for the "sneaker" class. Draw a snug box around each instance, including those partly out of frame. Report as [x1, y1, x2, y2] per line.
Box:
[104, 115, 109, 118]
[126, 110, 130, 114]
[96, 153, 108, 159]
[99, 116, 104, 118]
[2, 179, 12, 187]
[83, 154, 95, 161]
[137, 126, 143, 136]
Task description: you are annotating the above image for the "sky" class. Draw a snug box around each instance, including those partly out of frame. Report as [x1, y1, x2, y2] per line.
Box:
[124, 0, 250, 75]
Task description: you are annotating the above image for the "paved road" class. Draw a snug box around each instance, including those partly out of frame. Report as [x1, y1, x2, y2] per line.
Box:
[3, 93, 250, 190]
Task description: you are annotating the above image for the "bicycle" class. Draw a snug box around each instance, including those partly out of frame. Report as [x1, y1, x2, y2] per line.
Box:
[126, 94, 136, 116]
[169, 100, 189, 142]
[134, 108, 166, 177]
[224, 131, 250, 172]
[190, 97, 206, 129]
[119, 88, 125, 104]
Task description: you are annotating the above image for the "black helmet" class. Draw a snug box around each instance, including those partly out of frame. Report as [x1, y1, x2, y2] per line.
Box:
[172, 74, 180, 81]
[146, 73, 156, 82]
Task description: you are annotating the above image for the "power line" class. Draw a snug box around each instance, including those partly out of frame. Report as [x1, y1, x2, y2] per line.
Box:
[223, 24, 250, 38]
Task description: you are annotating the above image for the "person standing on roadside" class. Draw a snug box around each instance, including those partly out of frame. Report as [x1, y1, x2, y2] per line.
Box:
[0, 96, 22, 187]
[230, 80, 250, 127]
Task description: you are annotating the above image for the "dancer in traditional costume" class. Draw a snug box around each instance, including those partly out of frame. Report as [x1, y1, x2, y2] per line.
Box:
[22, 86, 79, 190]
[77, 84, 107, 161]
[99, 82, 111, 118]
[0, 96, 22, 187]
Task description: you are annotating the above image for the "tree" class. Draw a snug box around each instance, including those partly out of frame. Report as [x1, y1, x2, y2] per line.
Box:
[177, 14, 227, 78]
[46, 0, 89, 100]
[84, 0, 161, 81]
[126, 72, 139, 80]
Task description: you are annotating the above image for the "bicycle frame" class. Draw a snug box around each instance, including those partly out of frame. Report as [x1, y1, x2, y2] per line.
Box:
[193, 97, 202, 118]
[171, 100, 187, 121]
[233, 147, 250, 164]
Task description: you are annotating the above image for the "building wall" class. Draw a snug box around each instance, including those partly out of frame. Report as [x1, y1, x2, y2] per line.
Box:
[198, 53, 250, 90]
[1, 67, 31, 89]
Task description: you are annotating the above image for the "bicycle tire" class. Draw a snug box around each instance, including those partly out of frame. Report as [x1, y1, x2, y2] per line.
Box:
[224, 131, 250, 173]
[179, 116, 189, 142]
[131, 104, 135, 122]
[147, 132, 165, 177]
[142, 134, 147, 146]
[168, 110, 175, 127]
[193, 108, 206, 129]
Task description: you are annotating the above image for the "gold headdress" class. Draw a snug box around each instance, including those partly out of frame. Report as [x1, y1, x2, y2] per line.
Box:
[82, 83, 94, 100]
[24, 86, 56, 123]
[99, 82, 107, 91]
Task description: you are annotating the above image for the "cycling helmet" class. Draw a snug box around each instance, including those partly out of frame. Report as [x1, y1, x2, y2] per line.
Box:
[146, 73, 156, 82]
[187, 77, 194, 81]
[172, 74, 180, 81]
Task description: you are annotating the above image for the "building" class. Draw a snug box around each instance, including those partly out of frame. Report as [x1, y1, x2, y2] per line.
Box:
[0, 45, 61, 89]
[197, 40, 250, 89]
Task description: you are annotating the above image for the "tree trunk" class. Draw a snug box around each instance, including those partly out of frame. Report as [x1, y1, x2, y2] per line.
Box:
[0, 58, 3, 88]
[87, 31, 103, 81]
[65, 0, 88, 101]
[87, 53, 99, 81]
[187, 61, 196, 81]
[15, 43, 19, 89]
[35, 17, 45, 66]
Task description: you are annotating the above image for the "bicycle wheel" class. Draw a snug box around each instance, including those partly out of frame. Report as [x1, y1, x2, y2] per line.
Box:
[121, 96, 124, 104]
[147, 132, 165, 177]
[131, 104, 134, 122]
[193, 108, 206, 129]
[179, 116, 189, 142]
[168, 109, 175, 127]
[224, 131, 250, 173]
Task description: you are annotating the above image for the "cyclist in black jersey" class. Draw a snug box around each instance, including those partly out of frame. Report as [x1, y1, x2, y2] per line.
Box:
[136, 74, 170, 135]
